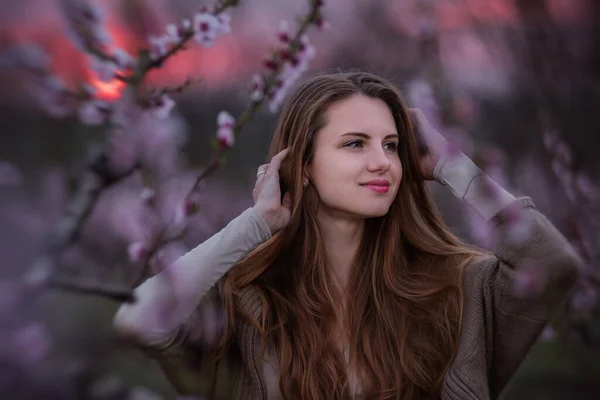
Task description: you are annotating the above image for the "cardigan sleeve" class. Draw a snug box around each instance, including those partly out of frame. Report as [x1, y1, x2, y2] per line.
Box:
[476, 197, 582, 398]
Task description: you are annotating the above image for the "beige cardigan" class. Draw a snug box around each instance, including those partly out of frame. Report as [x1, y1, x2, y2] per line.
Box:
[114, 155, 582, 399]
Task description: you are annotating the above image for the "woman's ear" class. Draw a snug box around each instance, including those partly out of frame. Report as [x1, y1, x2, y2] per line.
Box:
[302, 168, 311, 186]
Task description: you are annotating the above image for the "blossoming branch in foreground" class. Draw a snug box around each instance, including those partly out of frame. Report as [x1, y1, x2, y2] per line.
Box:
[127, 2, 328, 282]
[148, 9, 232, 61]
[264, 24, 317, 112]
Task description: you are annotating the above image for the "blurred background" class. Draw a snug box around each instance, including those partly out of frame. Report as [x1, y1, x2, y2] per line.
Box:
[1, 0, 599, 398]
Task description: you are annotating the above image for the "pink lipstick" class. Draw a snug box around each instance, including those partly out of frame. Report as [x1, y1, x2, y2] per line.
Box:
[361, 179, 390, 194]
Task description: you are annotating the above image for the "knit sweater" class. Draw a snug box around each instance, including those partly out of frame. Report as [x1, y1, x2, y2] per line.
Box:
[113, 154, 582, 399]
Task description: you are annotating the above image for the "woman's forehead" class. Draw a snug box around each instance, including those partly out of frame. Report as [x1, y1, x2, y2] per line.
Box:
[318, 96, 399, 139]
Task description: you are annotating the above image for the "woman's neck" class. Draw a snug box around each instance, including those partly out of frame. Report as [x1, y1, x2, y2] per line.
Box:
[316, 209, 365, 291]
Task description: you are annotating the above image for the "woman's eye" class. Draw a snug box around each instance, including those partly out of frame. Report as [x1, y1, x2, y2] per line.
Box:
[344, 140, 364, 148]
[384, 142, 398, 151]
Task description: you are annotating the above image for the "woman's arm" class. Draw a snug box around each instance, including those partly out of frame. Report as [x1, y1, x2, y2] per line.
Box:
[436, 152, 583, 398]
[113, 206, 272, 348]
[433, 151, 516, 220]
[113, 148, 291, 348]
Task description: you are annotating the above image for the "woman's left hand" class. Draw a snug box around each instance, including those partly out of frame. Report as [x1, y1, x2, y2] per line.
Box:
[409, 108, 449, 181]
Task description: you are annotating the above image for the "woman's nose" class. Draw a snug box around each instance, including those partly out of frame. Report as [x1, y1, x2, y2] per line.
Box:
[366, 149, 391, 172]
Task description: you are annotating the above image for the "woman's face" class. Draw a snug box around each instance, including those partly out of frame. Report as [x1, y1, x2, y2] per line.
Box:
[306, 94, 403, 219]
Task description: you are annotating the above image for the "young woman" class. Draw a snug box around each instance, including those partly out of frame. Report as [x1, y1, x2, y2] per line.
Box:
[113, 72, 581, 399]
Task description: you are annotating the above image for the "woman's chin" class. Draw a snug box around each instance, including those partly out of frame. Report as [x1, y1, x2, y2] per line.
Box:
[353, 205, 392, 219]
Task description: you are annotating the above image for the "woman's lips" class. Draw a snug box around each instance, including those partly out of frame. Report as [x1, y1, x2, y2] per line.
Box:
[361, 180, 391, 194]
[363, 184, 390, 193]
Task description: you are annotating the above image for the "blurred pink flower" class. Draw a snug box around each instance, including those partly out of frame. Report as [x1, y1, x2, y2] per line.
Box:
[513, 266, 546, 297]
[60, 0, 112, 51]
[467, 211, 495, 249]
[148, 35, 170, 60]
[216, 111, 235, 148]
[150, 95, 175, 119]
[406, 78, 440, 124]
[193, 12, 222, 46]
[30, 74, 73, 118]
[0, 43, 51, 72]
[112, 48, 136, 70]
[267, 35, 315, 112]
[278, 20, 291, 43]
[127, 241, 148, 263]
[571, 284, 597, 313]
[540, 325, 556, 341]
[503, 202, 533, 245]
[165, 24, 183, 43]
[173, 199, 196, 228]
[249, 73, 266, 102]
[78, 99, 110, 126]
[575, 174, 600, 201]
[89, 56, 118, 82]
[140, 187, 156, 206]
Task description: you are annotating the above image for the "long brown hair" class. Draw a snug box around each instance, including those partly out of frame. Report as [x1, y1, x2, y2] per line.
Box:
[217, 72, 487, 399]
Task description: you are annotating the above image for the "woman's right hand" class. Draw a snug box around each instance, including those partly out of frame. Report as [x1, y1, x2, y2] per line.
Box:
[252, 148, 292, 234]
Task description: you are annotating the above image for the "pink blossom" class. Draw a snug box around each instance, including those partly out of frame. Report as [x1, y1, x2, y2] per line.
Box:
[166, 24, 182, 43]
[60, 0, 112, 50]
[89, 56, 118, 82]
[140, 187, 156, 205]
[184, 198, 200, 215]
[540, 325, 556, 341]
[513, 266, 546, 297]
[406, 78, 440, 123]
[217, 127, 235, 148]
[503, 203, 532, 245]
[174, 199, 199, 227]
[298, 34, 316, 60]
[278, 20, 291, 43]
[78, 99, 110, 125]
[112, 48, 136, 70]
[149, 253, 166, 275]
[467, 212, 495, 249]
[217, 110, 235, 128]
[0, 43, 51, 72]
[127, 242, 148, 263]
[575, 174, 599, 201]
[249, 73, 266, 102]
[151, 95, 176, 119]
[148, 35, 170, 60]
[31, 74, 73, 118]
[216, 111, 235, 148]
[250, 72, 265, 87]
[216, 13, 232, 35]
[90, 25, 113, 47]
[571, 284, 597, 313]
[267, 35, 316, 112]
[193, 13, 221, 46]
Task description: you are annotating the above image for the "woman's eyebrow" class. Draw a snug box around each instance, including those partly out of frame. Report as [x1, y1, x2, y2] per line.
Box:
[340, 132, 399, 140]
